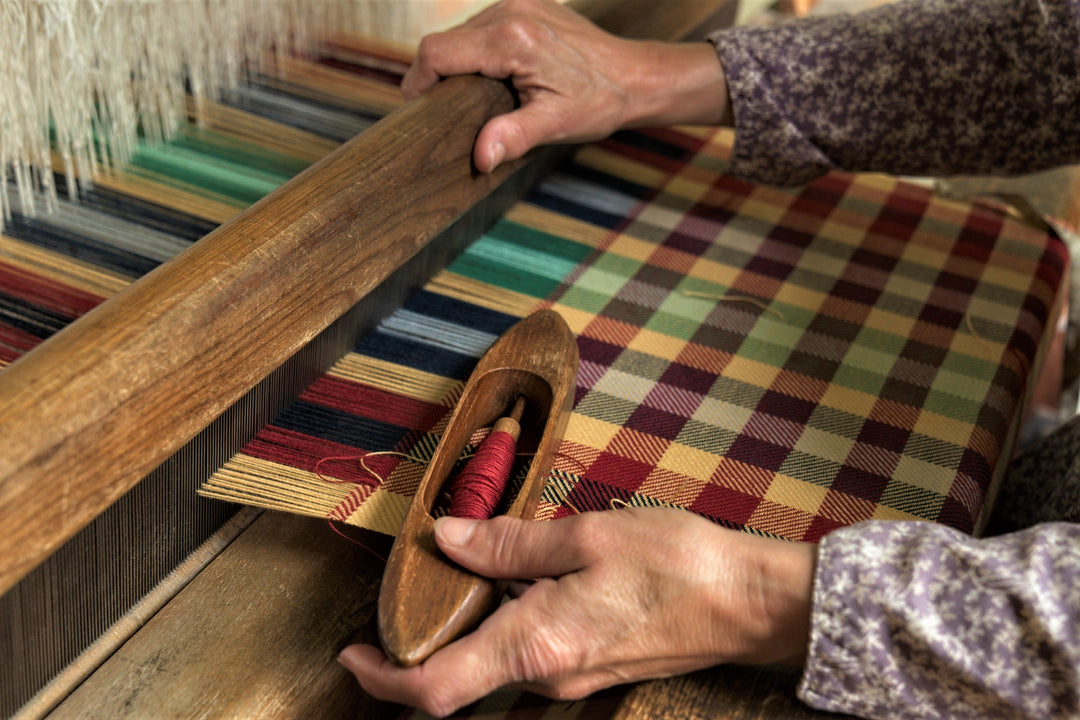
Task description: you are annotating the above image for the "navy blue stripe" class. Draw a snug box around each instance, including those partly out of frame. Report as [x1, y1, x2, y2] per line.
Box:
[54, 176, 216, 243]
[354, 330, 478, 380]
[273, 401, 412, 450]
[608, 129, 694, 160]
[0, 293, 72, 339]
[5, 214, 161, 278]
[405, 290, 518, 336]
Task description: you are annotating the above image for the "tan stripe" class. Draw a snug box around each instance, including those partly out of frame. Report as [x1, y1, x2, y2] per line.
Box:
[186, 98, 338, 164]
[93, 170, 243, 224]
[426, 270, 538, 317]
[0, 233, 131, 297]
[327, 353, 463, 405]
[504, 203, 611, 249]
[342, 488, 410, 536]
[199, 457, 354, 516]
[263, 55, 405, 117]
[574, 144, 668, 191]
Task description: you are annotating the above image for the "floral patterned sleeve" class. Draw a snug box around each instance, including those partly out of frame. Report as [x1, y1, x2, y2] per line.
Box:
[800, 521, 1080, 719]
[708, 0, 1080, 185]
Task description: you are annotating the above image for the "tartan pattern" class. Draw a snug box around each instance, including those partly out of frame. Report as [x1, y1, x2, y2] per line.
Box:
[202, 125, 1067, 541]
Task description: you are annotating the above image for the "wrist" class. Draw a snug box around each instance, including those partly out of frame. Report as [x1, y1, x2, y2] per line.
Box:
[620, 40, 733, 129]
[724, 533, 817, 666]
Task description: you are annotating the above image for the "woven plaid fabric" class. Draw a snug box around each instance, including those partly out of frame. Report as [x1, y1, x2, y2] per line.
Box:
[201, 125, 1068, 542]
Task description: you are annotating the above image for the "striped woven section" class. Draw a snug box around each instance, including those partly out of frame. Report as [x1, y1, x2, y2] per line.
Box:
[200, 125, 1067, 540]
[0, 40, 405, 370]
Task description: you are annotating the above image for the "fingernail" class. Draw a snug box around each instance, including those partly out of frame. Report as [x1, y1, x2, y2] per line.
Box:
[489, 142, 506, 170]
[435, 516, 477, 548]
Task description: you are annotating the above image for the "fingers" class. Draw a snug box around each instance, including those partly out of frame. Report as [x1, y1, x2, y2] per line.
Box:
[338, 599, 545, 717]
[337, 643, 488, 717]
[403, 0, 550, 99]
[338, 643, 483, 718]
[402, 27, 507, 100]
[435, 513, 594, 579]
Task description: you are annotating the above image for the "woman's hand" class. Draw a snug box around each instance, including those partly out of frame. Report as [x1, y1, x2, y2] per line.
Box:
[401, 0, 731, 172]
[339, 507, 816, 717]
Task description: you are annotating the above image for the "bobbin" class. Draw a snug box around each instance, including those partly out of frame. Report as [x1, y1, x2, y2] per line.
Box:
[377, 309, 579, 667]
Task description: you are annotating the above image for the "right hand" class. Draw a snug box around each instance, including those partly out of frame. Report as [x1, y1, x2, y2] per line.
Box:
[339, 507, 815, 717]
[401, 0, 731, 172]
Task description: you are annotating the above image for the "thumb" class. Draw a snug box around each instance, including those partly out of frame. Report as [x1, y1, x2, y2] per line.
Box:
[435, 514, 591, 579]
[473, 101, 570, 172]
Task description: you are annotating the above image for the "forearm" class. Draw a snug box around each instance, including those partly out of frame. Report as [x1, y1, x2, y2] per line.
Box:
[801, 521, 1080, 719]
[711, 0, 1080, 185]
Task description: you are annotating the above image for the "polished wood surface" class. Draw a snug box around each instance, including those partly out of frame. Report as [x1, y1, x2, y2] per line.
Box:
[379, 310, 579, 667]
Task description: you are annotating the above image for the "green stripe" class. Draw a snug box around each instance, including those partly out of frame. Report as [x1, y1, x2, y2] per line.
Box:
[170, 128, 310, 176]
[130, 140, 291, 205]
[449, 221, 593, 296]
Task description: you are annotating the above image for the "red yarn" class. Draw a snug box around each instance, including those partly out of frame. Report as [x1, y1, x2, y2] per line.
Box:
[314, 454, 382, 488]
[448, 431, 518, 519]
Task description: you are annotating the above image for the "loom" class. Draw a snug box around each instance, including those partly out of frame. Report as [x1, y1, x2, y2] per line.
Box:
[0, 1, 748, 717]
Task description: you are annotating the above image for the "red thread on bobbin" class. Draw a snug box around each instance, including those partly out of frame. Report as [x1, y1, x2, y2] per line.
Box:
[447, 395, 526, 519]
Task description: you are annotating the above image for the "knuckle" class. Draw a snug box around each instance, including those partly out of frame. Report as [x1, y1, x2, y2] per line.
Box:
[486, 515, 526, 566]
[415, 34, 439, 61]
[499, 16, 543, 51]
[509, 611, 574, 681]
[563, 511, 606, 555]
[499, 0, 533, 13]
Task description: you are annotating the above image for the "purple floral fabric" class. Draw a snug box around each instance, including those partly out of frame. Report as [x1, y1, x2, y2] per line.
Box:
[802, 521, 1080, 719]
[710, 0, 1080, 186]
[794, 417, 1080, 718]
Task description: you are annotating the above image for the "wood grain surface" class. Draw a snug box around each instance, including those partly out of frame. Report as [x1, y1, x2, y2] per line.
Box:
[0, 72, 519, 596]
[46, 511, 391, 719]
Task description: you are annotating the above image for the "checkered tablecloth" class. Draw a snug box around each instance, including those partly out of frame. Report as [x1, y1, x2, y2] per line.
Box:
[201, 126, 1067, 541]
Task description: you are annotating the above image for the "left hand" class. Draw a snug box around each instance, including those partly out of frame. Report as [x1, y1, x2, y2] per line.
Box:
[400, 0, 730, 172]
[339, 507, 815, 717]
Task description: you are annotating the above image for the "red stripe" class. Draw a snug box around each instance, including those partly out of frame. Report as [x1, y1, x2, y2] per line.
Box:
[300, 376, 445, 431]
[242, 426, 401, 485]
[0, 324, 42, 361]
[0, 262, 106, 318]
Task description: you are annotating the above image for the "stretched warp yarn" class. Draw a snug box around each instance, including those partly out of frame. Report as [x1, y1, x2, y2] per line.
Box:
[0, 0, 487, 225]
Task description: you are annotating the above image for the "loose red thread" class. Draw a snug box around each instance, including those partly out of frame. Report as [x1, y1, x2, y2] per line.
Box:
[314, 451, 421, 487]
[553, 449, 590, 476]
[326, 519, 387, 563]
